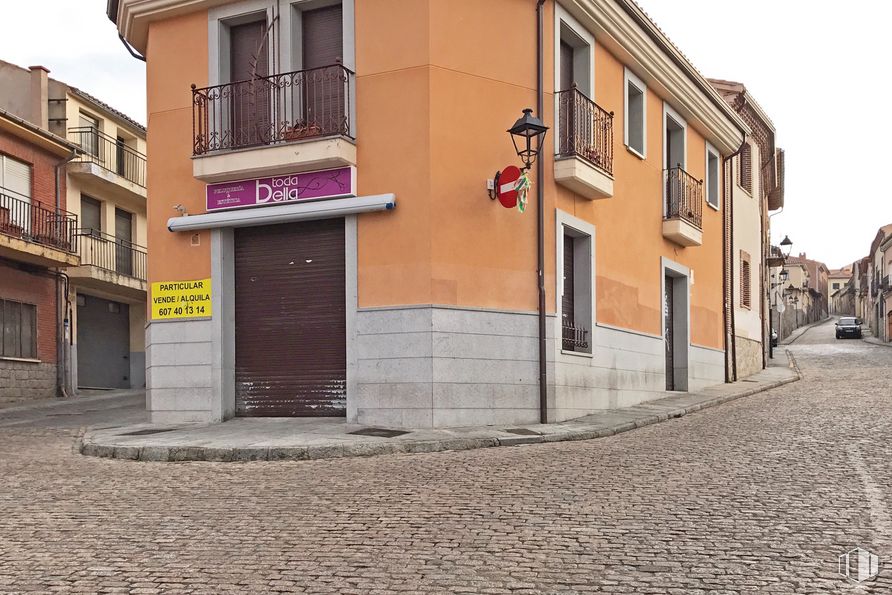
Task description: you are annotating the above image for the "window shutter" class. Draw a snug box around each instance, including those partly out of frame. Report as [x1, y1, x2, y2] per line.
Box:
[229, 19, 268, 82]
[738, 143, 752, 194]
[302, 5, 343, 69]
[2, 156, 32, 201]
[741, 253, 752, 309]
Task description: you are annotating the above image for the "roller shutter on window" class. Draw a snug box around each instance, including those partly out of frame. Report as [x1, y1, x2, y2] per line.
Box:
[234, 219, 346, 417]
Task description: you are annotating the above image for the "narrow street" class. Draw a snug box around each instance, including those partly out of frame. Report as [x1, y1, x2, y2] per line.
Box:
[1, 319, 890, 593]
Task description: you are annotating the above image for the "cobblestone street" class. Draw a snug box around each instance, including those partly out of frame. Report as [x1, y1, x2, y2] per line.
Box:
[1, 319, 891, 593]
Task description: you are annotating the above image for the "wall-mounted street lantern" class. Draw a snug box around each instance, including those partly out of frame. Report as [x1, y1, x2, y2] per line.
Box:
[779, 269, 789, 283]
[780, 235, 793, 258]
[508, 108, 548, 171]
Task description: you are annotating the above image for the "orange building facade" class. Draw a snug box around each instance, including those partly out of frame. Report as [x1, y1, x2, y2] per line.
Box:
[111, 0, 747, 427]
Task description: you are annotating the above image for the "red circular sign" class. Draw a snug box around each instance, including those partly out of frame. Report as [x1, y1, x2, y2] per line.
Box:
[497, 165, 521, 208]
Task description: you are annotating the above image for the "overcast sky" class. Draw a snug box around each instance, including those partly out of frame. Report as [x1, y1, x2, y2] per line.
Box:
[0, 1, 885, 269]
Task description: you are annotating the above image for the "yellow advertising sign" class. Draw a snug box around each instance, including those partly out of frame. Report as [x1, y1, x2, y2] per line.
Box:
[151, 278, 212, 320]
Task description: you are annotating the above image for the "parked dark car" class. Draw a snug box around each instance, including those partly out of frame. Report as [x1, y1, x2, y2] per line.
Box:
[836, 317, 862, 339]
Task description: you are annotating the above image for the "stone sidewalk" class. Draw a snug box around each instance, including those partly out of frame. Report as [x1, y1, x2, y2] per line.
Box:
[81, 352, 799, 463]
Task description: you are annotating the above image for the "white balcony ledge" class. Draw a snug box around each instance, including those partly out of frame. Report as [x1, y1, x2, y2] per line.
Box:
[554, 156, 614, 199]
[192, 136, 357, 183]
[662, 218, 702, 247]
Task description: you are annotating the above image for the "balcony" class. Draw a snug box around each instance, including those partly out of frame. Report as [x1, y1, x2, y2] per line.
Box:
[191, 64, 356, 183]
[0, 187, 79, 267]
[67, 231, 147, 298]
[68, 127, 147, 201]
[554, 87, 614, 200]
[662, 166, 703, 247]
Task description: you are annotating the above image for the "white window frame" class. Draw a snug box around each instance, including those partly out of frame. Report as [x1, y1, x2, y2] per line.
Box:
[705, 142, 720, 211]
[553, 5, 594, 157]
[554, 5, 595, 98]
[555, 210, 595, 358]
[623, 68, 646, 159]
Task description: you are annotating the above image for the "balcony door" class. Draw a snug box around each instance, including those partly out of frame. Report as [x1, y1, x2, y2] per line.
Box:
[229, 17, 271, 148]
[301, 4, 343, 135]
[78, 113, 100, 160]
[114, 208, 133, 277]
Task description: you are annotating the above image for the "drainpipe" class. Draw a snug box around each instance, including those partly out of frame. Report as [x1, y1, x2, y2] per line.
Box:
[55, 150, 78, 398]
[723, 136, 746, 383]
[536, 0, 547, 423]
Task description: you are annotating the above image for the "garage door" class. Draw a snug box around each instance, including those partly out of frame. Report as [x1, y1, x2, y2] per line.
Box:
[77, 294, 130, 389]
[234, 218, 346, 416]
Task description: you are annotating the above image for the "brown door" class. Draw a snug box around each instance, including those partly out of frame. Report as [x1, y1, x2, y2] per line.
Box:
[229, 18, 271, 148]
[234, 219, 346, 416]
[302, 4, 344, 134]
[114, 208, 133, 276]
[665, 275, 675, 391]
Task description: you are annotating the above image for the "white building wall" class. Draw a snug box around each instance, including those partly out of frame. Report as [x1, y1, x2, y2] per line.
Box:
[731, 144, 764, 377]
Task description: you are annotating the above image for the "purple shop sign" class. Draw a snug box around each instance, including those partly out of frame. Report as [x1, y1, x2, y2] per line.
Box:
[206, 166, 356, 212]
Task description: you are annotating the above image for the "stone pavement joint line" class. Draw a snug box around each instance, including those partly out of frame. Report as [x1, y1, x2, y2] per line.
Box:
[79, 352, 799, 463]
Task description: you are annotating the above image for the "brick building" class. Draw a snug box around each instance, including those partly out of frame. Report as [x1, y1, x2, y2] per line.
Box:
[0, 108, 80, 402]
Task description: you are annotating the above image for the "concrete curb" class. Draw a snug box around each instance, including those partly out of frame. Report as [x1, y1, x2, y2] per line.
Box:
[79, 368, 801, 463]
[862, 336, 892, 348]
[781, 317, 831, 346]
[0, 389, 144, 415]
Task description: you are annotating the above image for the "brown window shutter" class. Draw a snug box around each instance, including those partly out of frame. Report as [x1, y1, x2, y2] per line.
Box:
[738, 142, 752, 194]
[740, 252, 752, 309]
[229, 19, 268, 82]
[302, 5, 343, 69]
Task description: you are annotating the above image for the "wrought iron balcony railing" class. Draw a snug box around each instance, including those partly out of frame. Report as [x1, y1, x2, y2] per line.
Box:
[192, 63, 354, 156]
[665, 166, 703, 229]
[76, 230, 146, 281]
[68, 127, 147, 188]
[556, 86, 614, 176]
[562, 320, 590, 352]
[0, 187, 78, 253]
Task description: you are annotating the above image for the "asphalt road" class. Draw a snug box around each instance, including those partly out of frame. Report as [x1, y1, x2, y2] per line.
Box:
[1, 319, 890, 593]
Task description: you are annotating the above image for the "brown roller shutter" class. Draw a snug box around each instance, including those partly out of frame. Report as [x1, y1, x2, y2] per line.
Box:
[229, 18, 271, 147]
[302, 4, 344, 133]
[234, 219, 346, 416]
[302, 5, 343, 69]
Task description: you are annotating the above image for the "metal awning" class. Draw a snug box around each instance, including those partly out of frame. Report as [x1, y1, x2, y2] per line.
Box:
[167, 194, 395, 232]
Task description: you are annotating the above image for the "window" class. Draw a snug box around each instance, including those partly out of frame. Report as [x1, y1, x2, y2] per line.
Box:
[741, 252, 752, 309]
[624, 69, 646, 157]
[554, 6, 593, 96]
[81, 195, 101, 237]
[78, 112, 100, 157]
[738, 142, 753, 194]
[0, 299, 37, 360]
[663, 105, 686, 171]
[833, 282, 841, 290]
[706, 144, 720, 209]
[558, 214, 594, 355]
[663, 104, 687, 214]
